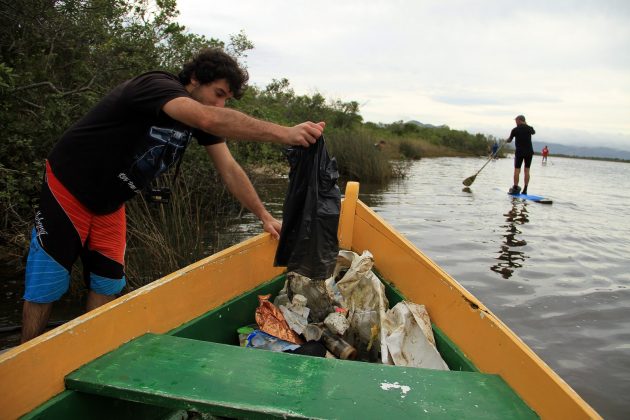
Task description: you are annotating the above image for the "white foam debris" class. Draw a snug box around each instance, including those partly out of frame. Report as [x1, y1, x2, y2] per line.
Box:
[380, 381, 411, 398]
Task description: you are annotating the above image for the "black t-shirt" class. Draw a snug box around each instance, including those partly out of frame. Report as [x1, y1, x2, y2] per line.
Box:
[508, 124, 536, 156]
[48, 71, 223, 214]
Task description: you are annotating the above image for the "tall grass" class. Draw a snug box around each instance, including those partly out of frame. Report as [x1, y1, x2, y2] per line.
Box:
[326, 129, 395, 183]
[398, 140, 423, 160]
[126, 187, 203, 288]
[125, 151, 240, 289]
[393, 136, 462, 158]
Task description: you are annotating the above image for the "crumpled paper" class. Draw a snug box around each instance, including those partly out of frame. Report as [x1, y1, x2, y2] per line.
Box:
[255, 294, 303, 344]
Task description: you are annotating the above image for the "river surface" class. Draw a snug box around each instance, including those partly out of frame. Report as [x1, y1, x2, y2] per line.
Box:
[2, 155, 629, 418]
[359, 156, 630, 419]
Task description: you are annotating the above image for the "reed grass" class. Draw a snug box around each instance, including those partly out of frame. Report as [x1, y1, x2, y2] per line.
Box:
[124, 157, 239, 289]
[326, 129, 395, 183]
[398, 140, 423, 160]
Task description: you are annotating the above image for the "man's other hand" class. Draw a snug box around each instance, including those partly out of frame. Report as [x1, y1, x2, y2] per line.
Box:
[285, 121, 326, 147]
[262, 216, 282, 240]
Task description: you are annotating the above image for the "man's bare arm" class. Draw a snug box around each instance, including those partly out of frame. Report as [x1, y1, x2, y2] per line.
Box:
[205, 143, 281, 239]
[163, 96, 324, 147]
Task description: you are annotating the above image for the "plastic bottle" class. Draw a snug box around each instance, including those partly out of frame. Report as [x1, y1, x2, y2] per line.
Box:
[303, 323, 324, 341]
[321, 329, 357, 360]
[237, 325, 255, 346]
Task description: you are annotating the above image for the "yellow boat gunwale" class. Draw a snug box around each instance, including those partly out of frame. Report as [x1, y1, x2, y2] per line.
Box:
[343, 182, 599, 419]
[0, 181, 600, 419]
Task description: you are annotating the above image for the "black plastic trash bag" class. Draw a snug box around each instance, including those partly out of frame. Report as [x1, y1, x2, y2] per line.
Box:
[274, 135, 341, 280]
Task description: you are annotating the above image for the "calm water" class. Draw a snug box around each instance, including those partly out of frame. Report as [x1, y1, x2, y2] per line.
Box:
[2, 155, 628, 418]
[359, 156, 630, 419]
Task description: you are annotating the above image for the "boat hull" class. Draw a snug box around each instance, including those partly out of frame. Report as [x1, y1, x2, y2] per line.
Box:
[0, 182, 599, 419]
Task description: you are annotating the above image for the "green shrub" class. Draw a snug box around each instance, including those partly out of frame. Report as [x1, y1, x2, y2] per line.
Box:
[326, 129, 395, 183]
[398, 140, 423, 160]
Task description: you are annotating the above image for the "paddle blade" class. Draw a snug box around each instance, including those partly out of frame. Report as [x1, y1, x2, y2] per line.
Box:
[462, 174, 476, 186]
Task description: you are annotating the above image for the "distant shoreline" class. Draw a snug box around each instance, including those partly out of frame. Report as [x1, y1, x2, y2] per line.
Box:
[532, 153, 630, 164]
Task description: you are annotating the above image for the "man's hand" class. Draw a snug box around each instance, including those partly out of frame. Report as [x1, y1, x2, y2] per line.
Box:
[284, 121, 326, 147]
[262, 216, 282, 240]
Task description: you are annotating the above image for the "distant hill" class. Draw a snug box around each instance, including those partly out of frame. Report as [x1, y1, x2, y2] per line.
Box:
[405, 119, 630, 160]
[531, 141, 630, 160]
[406, 120, 448, 129]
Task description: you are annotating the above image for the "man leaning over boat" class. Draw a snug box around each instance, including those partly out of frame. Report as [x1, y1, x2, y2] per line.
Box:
[20, 47, 325, 343]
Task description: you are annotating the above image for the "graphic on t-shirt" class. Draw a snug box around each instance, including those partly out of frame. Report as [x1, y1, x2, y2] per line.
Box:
[121, 126, 192, 193]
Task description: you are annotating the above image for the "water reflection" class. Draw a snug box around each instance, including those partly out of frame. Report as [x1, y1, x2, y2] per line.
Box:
[355, 179, 406, 208]
[491, 199, 530, 279]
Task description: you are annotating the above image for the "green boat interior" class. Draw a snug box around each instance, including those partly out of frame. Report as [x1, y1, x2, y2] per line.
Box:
[24, 274, 538, 419]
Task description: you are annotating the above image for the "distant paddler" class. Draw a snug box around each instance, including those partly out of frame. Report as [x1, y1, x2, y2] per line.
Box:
[542, 145, 549, 163]
[491, 140, 499, 158]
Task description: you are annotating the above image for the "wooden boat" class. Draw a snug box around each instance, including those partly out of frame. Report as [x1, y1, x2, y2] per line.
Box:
[0, 182, 599, 419]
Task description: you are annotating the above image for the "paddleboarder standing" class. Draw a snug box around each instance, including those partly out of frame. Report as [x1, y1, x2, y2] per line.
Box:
[506, 115, 535, 195]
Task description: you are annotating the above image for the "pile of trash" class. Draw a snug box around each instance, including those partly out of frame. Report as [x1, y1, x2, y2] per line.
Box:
[240, 250, 449, 370]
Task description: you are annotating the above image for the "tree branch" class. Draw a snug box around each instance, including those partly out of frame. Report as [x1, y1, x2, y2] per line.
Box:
[13, 81, 62, 94]
[60, 75, 97, 97]
[12, 76, 97, 97]
[19, 98, 45, 110]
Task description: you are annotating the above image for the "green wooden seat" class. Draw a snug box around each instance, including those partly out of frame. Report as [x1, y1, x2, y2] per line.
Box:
[65, 333, 536, 419]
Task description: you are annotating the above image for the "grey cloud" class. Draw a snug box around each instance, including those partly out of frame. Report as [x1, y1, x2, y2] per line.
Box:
[430, 93, 561, 107]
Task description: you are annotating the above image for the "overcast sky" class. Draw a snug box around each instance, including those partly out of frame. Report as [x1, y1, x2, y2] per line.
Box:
[177, 0, 630, 150]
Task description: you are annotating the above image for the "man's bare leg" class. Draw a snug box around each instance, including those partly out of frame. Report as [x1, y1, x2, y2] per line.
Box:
[21, 301, 53, 343]
[524, 168, 530, 189]
[86, 290, 116, 312]
[513, 168, 521, 187]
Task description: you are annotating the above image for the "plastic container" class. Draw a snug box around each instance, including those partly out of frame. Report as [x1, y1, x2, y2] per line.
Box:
[237, 325, 256, 347]
[303, 324, 324, 341]
[322, 329, 357, 360]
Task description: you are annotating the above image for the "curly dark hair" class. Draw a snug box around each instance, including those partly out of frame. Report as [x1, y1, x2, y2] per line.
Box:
[178, 48, 249, 99]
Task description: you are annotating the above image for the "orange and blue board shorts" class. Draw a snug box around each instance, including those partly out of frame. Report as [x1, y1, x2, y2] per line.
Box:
[24, 161, 126, 303]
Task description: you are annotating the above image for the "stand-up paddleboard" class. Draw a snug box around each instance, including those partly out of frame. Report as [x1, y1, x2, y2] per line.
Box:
[508, 192, 553, 204]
